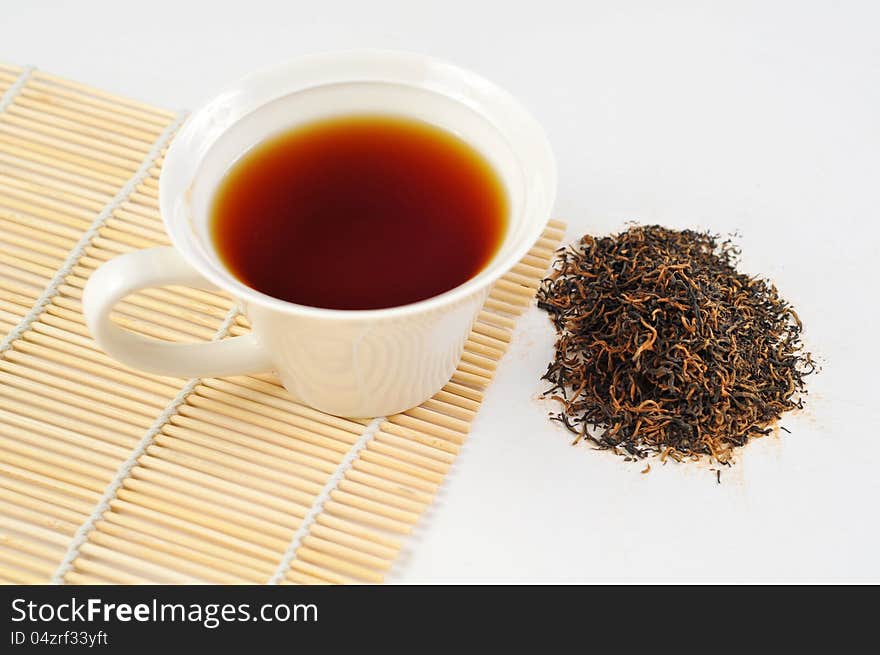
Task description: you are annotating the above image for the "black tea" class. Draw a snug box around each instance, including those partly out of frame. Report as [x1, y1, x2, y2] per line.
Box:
[537, 225, 815, 464]
[211, 114, 508, 311]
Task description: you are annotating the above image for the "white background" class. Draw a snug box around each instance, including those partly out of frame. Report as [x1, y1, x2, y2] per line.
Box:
[4, 1, 879, 583]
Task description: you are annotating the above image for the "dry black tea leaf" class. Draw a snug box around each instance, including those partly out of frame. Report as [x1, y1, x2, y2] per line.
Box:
[537, 225, 815, 464]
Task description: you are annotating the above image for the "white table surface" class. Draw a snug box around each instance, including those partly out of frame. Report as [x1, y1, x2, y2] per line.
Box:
[5, 0, 879, 583]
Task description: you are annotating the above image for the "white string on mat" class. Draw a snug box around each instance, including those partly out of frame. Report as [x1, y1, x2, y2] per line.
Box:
[267, 415, 386, 585]
[25, 102, 191, 583]
[0, 65, 34, 113]
[0, 109, 187, 358]
[50, 306, 241, 584]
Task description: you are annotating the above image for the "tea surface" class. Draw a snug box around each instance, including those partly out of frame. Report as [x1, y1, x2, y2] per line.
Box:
[211, 114, 508, 310]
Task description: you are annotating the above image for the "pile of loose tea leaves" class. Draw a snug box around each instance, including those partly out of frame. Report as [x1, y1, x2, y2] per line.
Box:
[537, 225, 814, 464]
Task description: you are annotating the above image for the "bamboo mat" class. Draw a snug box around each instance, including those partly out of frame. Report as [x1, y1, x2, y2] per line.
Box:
[0, 63, 565, 584]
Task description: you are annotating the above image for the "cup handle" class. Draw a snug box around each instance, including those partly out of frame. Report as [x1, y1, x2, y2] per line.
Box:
[83, 246, 273, 378]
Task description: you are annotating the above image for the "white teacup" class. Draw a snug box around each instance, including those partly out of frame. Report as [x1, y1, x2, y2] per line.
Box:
[83, 50, 556, 417]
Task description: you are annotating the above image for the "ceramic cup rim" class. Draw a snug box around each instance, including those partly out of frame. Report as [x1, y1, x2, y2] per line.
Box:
[159, 49, 557, 321]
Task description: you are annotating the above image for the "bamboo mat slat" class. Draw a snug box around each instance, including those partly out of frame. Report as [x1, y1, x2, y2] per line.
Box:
[0, 63, 566, 584]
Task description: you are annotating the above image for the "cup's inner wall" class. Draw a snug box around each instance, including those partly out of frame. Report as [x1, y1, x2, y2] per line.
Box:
[188, 82, 528, 302]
